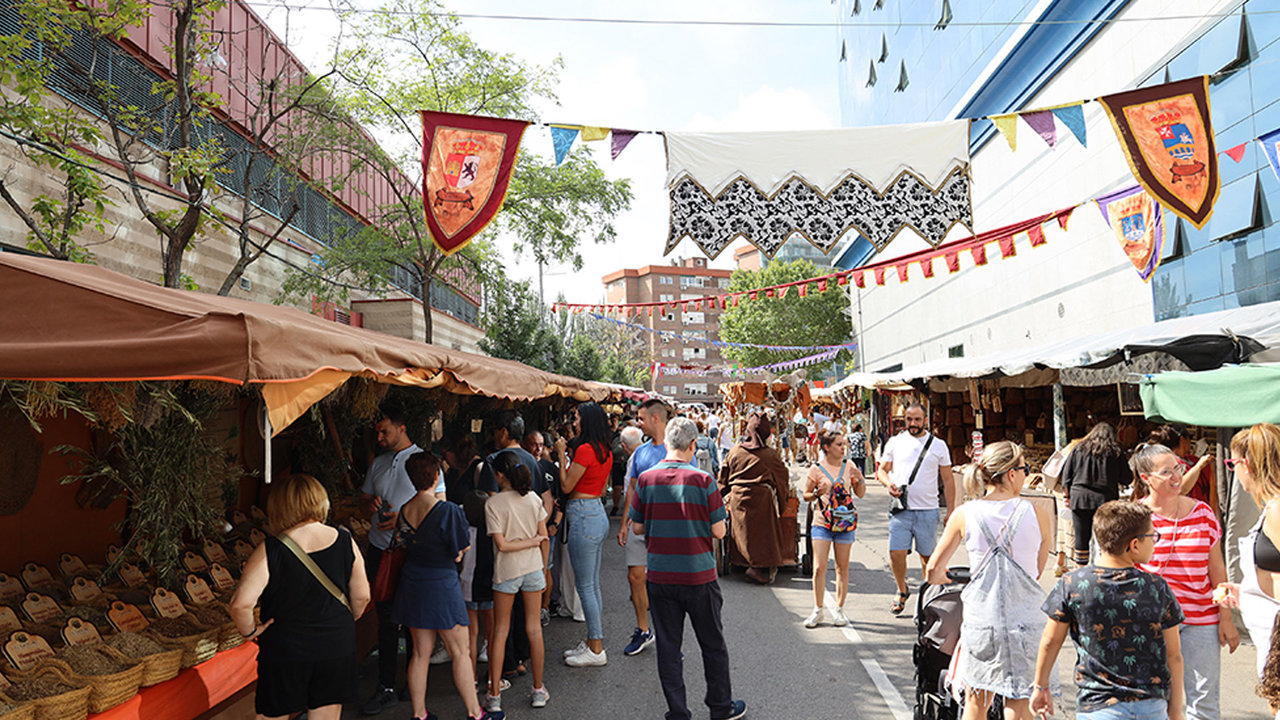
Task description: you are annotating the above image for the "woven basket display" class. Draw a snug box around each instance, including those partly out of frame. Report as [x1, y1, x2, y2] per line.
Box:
[0, 690, 36, 720]
[59, 645, 143, 713]
[133, 646, 182, 688]
[142, 628, 217, 669]
[2, 662, 90, 720]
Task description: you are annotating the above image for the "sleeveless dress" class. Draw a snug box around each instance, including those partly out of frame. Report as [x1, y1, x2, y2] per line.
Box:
[256, 527, 357, 715]
[391, 501, 471, 630]
[953, 499, 1045, 700]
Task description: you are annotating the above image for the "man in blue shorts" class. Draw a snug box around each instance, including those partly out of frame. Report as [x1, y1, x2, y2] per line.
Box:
[874, 403, 954, 615]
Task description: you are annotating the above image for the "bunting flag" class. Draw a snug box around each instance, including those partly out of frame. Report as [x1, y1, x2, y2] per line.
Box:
[1224, 143, 1247, 163]
[580, 126, 610, 142]
[1021, 110, 1057, 148]
[1050, 103, 1087, 147]
[1098, 76, 1219, 229]
[665, 121, 973, 258]
[420, 111, 529, 256]
[611, 130, 638, 160]
[1258, 127, 1280, 182]
[992, 114, 1018, 151]
[550, 125, 579, 165]
[1095, 185, 1164, 282]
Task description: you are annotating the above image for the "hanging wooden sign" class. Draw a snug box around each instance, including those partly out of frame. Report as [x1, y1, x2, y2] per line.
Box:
[3, 631, 54, 672]
[208, 564, 235, 593]
[150, 588, 186, 620]
[58, 553, 89, 578]
[107, 601, 148, 634]
[203, 540, 230, 566]
[182, 551, 209, 574]
[20, 562, 53, 590]
[0, 574, 22, 603]
[61, 617, 102, 647]
[183, 575, 215, 606]
[118, 562, 147, 588]
[21, 592, 60, 623]
[0, 607, 20, 634]
[69, 577, 103, 603]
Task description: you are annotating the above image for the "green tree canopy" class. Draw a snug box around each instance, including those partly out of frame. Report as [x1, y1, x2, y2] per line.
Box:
[718, 259, 853, 374]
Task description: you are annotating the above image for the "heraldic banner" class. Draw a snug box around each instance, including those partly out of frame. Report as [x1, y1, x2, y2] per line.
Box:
[1095, 185, 1164, 282]
[421, 111, 529, 255]
[1099, 76, 1219, 230]
[665, 121, 973, 259]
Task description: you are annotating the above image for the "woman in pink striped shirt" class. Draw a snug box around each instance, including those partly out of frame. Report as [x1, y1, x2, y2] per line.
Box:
[1133, 444, 1240, 720]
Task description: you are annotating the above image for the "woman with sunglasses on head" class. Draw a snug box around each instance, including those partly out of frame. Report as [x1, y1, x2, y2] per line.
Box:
[1216, 423, 1280, 682]
[926, 442, 1050, 720]
[1133, 444, 1238, 720]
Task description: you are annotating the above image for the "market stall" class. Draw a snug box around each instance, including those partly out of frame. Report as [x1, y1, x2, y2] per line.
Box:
[0, 252, 609, 720]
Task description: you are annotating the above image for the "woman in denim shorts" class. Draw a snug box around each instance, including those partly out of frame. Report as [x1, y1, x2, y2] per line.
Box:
[801, 431, 865, 628]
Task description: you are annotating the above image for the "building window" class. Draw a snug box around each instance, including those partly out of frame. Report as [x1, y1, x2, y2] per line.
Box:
[659, 276, 673, 285]
[686, 383, 708, 395]
[682, 347, 705, 360]
[663, 385, 679, 395]
[661, 348, 676, 358]
[948, 344, 964, 358]
[659, 293, 674, 302]
[662, 311, 676, 322]
[682, 312, 705, 325]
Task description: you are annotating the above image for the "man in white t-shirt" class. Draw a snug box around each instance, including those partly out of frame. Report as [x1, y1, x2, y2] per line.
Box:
[874, 403, 955, 616]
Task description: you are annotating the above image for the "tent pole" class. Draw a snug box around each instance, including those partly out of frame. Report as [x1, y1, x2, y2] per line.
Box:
[1052, 382, 1067, 451]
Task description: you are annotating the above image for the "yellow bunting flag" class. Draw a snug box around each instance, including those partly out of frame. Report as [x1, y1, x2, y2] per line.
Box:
[992, 114, 1018, 152]
[580, 126, 610, 141]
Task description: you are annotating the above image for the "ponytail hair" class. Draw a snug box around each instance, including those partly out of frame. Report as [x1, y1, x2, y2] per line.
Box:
[817, 430, 843, 453]
[961, 441, 1024, 499]
[493, 451, 533, 495]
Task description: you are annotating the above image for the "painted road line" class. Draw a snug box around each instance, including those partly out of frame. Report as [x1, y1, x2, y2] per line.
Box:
[842, 625, 912, 720]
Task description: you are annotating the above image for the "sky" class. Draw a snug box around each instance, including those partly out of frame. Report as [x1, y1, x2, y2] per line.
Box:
[252, 0, 842, 305]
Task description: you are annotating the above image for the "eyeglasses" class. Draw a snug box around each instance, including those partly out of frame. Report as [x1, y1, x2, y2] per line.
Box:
[1137, 531, 1163, 542]
[1145, 466, 1184, 479]
[1225, 458, 1248, 471]
[1009, 465, 1029, 474]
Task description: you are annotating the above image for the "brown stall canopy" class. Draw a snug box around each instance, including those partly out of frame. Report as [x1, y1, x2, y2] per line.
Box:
[719, 381, 812, 415]
[0, 252, 607, 433]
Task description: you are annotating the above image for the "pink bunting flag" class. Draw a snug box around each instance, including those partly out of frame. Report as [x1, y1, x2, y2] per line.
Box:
[1021, 110, 1057, 148]
[1224, 142, 1247, 163]
[971, 244, 988, 266]
[896, 263, 909, 283]
[611, 130, 639, 160]
[1028, 224, 1047, 247]
[873, 267, 886, 285]
[921, 257, 934, 278]
[945, 252, 960, 273]
[998, 235, 1017, 258]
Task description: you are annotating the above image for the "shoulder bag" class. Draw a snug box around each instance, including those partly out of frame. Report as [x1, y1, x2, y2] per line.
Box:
[279, 532, 351, 610]
[889, 435, 933, 516]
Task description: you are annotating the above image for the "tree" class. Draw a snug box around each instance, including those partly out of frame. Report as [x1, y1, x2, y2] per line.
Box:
[717, 259, 853, 375]
[0, 0, 356, 291]
[282, 0, 632, 344]
[477, 277, 561, 371]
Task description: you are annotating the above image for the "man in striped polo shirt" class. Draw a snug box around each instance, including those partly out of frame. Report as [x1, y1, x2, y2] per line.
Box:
[631, 417, 747, 720]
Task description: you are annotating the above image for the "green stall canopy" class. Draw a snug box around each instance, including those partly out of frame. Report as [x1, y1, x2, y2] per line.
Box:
[1140, 364, 1280, 426]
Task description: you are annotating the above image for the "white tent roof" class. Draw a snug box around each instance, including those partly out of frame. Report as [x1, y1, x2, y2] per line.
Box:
[832, 298, 1280, 391]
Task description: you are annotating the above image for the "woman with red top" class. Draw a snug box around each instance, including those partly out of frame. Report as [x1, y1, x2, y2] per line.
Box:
[554, 401, 613, 667]
[1133, 443, 1239, 720]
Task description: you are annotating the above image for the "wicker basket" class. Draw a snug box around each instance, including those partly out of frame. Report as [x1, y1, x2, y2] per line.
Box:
[0, 690, 36, 720]
[2, 662, 90, 720]
[128, 644, 182, 688]
[58, 645, 143, 713]
[142, 628, 217, 669]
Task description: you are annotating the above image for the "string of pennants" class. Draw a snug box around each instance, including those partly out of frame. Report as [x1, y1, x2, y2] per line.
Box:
[654, 346, 850, 380]
[552, 205, 1077, 316]
[588, 312, 858, 353]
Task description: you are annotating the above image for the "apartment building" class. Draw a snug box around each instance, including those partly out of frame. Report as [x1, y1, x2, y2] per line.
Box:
[602, 257, 733, 402]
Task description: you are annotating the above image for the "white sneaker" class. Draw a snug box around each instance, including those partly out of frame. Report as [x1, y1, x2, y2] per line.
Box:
[803, 607, 824, 628]
[564, 647, 607, 667]
[531, 686, 550, 708]
[831, 607, 849, 627]
[485, 693, 502, 712]
[430, 643, 451, 665]
[478, 639, 489, 664]
[562, 640, 588, 658]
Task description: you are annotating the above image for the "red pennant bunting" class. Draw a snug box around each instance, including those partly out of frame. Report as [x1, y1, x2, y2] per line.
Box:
[945, 252, 960, 273]
[797, 283, 808, 297]
[732, 295, 740, 307]
[777, 286, 789, 299]
[1028, 224, 1046, 247]
[551, 304, 559, 313]
[681, 302, 689, 312]
[1057, 208, 1073, 231]
[853, 271, 865, 289]
[874, 267, 886, 285]
[972, 244, 988, 266]
[837, 273, 849, 286]
[766, 288, 776, 299]
[997, 235, 1016, 258]
[896, 263, 909, 283]
[1225, 142, 1247, 162]
[921, 257, 934, 278]
[749, 292, 758, 301]
[817, 279, 828, 293]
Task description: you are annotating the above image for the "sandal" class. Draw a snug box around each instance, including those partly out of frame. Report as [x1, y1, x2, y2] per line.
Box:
[890, 591, 909, 615]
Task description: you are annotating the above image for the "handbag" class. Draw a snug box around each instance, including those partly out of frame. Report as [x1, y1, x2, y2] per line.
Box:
[279, 532, 351, 610]
[371, 545, 406, 604]
[889, 435, 933, 515]
[817, 462, 858, 532]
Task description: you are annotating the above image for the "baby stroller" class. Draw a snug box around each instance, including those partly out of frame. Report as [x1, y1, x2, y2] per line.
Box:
[912, 568, 1003, 720]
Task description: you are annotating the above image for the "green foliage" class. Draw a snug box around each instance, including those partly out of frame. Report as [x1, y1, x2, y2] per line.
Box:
[718, 259, 853, 374]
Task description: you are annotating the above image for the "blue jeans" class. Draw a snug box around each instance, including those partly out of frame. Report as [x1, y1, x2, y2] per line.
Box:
[1077, 698, 1168, 720]
[1180, 622, 1221, 720]
[566, 498, 608, 640]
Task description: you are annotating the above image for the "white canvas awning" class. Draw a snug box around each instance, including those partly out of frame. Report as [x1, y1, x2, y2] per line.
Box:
[833, 299, 1280, 391]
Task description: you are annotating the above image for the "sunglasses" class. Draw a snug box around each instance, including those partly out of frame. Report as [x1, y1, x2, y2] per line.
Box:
[1225, 458, 1248, 471]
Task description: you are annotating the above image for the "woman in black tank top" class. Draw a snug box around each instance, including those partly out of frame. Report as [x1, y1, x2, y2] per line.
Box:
[230, 475, 371, 720]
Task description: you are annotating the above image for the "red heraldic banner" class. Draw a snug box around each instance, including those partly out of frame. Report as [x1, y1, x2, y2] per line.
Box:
[421, 111, 529, 255]
[1098, 77, 1219, 229]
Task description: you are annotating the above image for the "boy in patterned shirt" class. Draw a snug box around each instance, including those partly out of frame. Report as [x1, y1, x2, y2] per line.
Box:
[1031, 500, 1185, 720]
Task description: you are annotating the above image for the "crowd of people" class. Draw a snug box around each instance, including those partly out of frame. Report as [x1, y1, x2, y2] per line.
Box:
[225, 389, 1280, 720]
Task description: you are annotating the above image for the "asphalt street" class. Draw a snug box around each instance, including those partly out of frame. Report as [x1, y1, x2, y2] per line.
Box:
[344, 464, 1270, 719]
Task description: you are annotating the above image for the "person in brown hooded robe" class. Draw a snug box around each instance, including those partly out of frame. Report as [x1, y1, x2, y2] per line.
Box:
[719, 412, 791, 584]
